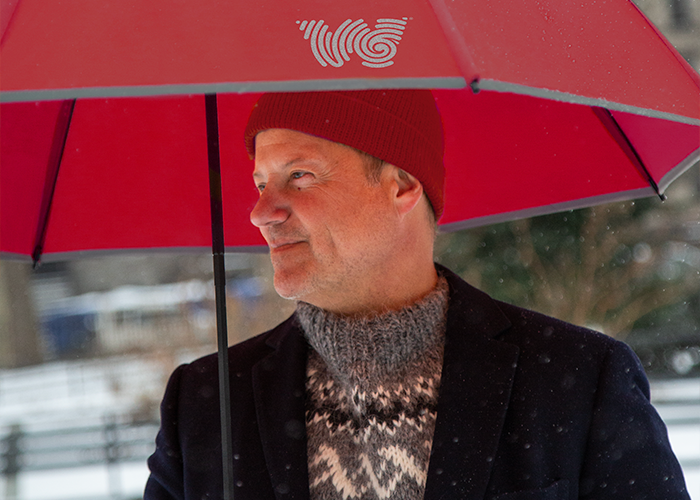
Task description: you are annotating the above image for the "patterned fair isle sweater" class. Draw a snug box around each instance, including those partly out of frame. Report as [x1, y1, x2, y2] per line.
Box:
[296, 278, 448, 500]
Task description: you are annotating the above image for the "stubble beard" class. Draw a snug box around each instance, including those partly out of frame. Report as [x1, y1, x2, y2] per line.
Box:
[270, 249, 350, 308]
[269, 249, 319, 302]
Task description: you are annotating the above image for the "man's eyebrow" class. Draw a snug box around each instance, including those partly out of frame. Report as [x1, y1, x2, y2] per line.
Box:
[252, 157, 307, 180]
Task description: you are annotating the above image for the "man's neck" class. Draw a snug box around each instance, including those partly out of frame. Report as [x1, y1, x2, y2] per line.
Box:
[306, 261, 439, 317]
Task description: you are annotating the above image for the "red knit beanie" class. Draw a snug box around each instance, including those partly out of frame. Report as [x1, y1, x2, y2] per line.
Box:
[244, 89, 445, 219]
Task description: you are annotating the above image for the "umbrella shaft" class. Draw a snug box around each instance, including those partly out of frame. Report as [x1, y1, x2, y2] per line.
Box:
[213, 251, 234, 500]
[206, 93, 235, 500]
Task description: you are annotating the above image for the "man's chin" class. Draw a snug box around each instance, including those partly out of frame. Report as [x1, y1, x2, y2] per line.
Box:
[272, 272, 313, 302]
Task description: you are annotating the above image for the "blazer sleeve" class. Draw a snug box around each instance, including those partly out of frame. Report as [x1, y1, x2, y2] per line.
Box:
[578, 340, 689, 499]
[144, 364, 186, 500]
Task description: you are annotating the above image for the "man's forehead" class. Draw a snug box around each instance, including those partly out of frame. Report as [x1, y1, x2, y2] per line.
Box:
[254, 129, 357, 162]
[252, 129, 355, 178]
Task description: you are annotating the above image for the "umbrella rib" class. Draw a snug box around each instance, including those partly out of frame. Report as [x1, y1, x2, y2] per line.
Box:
[32, 99, 76, 267]
[592, 107, 666, 201]
[0, 0, 21, 47]
[426, 0, 480, 85]
[205, 93, 235, 500]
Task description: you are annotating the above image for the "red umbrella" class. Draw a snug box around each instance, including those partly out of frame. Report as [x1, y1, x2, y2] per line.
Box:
[2, 0, 699, 260]
[1, 0, 698, 498]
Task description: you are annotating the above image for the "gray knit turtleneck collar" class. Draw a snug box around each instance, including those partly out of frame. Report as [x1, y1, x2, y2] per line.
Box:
[299, 277, 449, 500]
[295, 276, 449, 387]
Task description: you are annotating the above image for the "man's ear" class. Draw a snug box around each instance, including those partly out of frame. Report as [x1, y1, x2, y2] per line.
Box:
[391, 167, 424, 217]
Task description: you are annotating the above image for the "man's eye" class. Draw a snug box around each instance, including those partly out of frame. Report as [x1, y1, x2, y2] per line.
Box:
[291, 171, 306, 180]
[256, 184, 265, 193]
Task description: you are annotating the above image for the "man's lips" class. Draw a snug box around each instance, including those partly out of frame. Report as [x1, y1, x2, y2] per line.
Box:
[268, 239, 305, 251]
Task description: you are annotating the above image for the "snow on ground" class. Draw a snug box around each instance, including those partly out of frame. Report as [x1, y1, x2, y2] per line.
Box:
[651, 378, 700, 498]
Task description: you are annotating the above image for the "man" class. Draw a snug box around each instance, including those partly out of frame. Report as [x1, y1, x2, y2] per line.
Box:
[145, 90, 689, 499]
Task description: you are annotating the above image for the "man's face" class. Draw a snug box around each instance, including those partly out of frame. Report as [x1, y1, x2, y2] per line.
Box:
[250, 129, 402, 312]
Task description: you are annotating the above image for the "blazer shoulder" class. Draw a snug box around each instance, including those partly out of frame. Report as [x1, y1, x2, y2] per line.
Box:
[495, 299, 617, 346]
[440, 263, 619, 356]
[491, 299, 643, 377]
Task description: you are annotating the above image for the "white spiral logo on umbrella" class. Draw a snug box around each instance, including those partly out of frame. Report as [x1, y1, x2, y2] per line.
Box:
[296, 18, 409, 68]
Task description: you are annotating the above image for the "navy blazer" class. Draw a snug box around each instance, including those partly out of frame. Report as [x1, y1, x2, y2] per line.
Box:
[145, 267, 689, 499]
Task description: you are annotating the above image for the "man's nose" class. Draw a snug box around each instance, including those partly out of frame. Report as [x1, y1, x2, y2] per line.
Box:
[250, 186, 289, 228]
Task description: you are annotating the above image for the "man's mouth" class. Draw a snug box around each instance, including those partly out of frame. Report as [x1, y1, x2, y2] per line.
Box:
[269, 239, 305, 251]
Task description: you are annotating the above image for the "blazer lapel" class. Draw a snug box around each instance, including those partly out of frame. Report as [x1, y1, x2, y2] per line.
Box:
[424, 269, 520, 500]
[252, 320, 311, 500]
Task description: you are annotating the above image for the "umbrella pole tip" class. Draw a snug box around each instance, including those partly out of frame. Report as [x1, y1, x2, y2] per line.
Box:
[470, 78, 480, 94]
[31, 249, 42, 270]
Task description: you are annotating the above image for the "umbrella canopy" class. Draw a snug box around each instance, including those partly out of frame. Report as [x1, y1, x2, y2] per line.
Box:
[1, 0, 699, 262]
